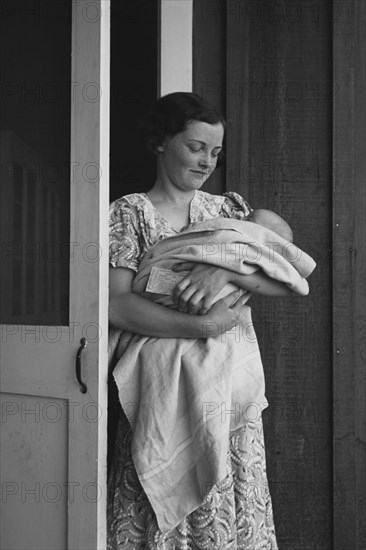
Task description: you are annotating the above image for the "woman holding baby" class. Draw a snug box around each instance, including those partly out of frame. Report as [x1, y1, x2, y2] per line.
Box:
[107, 92, 300, 549]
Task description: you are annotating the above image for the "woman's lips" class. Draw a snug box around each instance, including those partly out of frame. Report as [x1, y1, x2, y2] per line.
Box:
[190, 170, 209, 177]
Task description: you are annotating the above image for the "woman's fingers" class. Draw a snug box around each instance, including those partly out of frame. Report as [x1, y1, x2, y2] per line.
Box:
[230, 290, 248, 309]
[172, 277, 191, 304]
[202, 288, 252, 336]
[199, 295, 215, 315]
[186, 291, 206, 315]
[173, 276, 206, 313]
[176, 285, 212, 315]
[215, 289, 241, 308]
[173, 266, 239, 314]
[177, 285, 198, 312]
[172, 262, 195, 272]
[230, 290, 245, 308]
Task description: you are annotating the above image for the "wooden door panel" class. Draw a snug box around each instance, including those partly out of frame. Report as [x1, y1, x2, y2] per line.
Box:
[0, 1, 110, 548]
[1, 393, 68, 550]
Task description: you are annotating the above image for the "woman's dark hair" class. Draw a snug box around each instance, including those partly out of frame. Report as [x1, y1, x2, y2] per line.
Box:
[139, 92, 226, 166]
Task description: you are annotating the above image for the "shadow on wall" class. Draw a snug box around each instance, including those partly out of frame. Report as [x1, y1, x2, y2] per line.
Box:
[110, 0, 158, 201]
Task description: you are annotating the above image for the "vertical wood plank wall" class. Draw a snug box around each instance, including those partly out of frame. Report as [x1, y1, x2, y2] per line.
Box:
[194, 0, 365, 548]
[333, 1, 366, 548]
[228, 2, 333, 546]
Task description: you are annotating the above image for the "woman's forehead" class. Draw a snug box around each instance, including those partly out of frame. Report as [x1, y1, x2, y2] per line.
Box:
[183, 120, 224, 142]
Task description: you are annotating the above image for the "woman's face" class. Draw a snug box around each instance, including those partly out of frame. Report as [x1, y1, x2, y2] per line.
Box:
[157, 120, 224, 192]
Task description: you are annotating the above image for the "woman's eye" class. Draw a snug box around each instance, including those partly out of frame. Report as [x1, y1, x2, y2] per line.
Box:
[187, 145, 222, 157]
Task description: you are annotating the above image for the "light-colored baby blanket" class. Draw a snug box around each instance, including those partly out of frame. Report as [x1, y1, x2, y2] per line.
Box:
[111, 218, 316, 531]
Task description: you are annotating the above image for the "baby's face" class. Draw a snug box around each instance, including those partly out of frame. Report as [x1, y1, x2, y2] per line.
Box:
[247, 215, 267, 228]
[247, 217, 288, 240]
[247, 210, 293, 242]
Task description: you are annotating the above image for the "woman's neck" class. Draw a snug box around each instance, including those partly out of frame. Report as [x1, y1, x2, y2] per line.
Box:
[147, 181, 196, 206]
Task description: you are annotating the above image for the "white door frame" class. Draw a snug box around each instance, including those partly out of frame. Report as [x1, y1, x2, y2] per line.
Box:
[96, 1, 110, 546]
[70, 1, 110, 547]
[159, 0, 193, 96]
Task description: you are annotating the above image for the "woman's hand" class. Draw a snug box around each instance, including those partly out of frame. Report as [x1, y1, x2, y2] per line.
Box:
[109, 267, 248, 339]
[197, 288, 249, 338]
[172, 262, 232, 315]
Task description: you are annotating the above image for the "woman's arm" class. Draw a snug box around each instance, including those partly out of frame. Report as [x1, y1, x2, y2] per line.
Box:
[109, 267, 248, 338]
[227, 269, 295, 296]
[172, 263, 295, 314]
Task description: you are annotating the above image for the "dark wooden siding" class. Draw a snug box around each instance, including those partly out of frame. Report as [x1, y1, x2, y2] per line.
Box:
[333, 1, 366, 548]
[193, 1, 365, 548]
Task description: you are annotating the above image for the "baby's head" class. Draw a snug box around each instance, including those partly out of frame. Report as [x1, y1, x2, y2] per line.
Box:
[247, 209, 293, 242]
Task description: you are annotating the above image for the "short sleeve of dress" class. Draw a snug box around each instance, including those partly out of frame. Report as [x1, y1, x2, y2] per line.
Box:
[221, 191, 253, 220]
[109, 199, 142, 271]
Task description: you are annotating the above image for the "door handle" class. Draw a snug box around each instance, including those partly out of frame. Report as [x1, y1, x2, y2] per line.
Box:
[75, 337, 88, 393]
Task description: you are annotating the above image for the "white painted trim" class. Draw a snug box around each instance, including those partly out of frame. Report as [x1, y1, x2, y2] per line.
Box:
[160, 0, 193, 96]
[98, 0, 110, 548]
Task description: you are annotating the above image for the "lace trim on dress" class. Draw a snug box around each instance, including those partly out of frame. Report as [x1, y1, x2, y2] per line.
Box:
[109, 190, 252, 271]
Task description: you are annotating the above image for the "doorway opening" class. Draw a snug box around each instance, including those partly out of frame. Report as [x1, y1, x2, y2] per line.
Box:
[108, 0, 159, 473]
[109, 0, 159, 202]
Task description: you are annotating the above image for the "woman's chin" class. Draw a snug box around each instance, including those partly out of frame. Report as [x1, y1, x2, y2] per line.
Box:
[188, 174, 210, 187]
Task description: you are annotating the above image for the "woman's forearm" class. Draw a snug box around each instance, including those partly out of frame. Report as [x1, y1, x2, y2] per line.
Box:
[109, 292, 206, 338]
[228, 270, 295, 296]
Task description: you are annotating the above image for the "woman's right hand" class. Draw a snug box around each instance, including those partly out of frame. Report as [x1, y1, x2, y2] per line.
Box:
[197, 289, 248, 338]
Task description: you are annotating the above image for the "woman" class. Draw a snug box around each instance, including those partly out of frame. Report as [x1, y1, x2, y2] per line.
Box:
[108, 92, 291, 549]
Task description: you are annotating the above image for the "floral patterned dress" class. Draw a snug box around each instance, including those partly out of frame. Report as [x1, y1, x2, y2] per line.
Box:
[107, 190, 278, 550]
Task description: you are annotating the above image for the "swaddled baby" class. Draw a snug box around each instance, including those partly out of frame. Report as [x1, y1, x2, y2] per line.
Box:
[206, 208, 294, 304]
[246, 208, 293, 242]
[143, 208, 295, 307]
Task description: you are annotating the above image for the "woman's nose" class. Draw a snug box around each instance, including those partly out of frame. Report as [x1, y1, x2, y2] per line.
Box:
[198, 155, 213, 169]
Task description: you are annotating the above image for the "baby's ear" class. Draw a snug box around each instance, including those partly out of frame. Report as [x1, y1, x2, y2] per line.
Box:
[156, 143, 165, 153]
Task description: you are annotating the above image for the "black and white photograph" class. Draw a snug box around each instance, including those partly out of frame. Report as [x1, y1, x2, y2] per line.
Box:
[0, 1, 365, 549]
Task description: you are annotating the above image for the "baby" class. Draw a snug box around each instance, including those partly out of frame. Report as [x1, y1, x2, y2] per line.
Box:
[246, 208, 293, 242]
[147, 208, 295, 302]
[206, 208, 294, 305]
